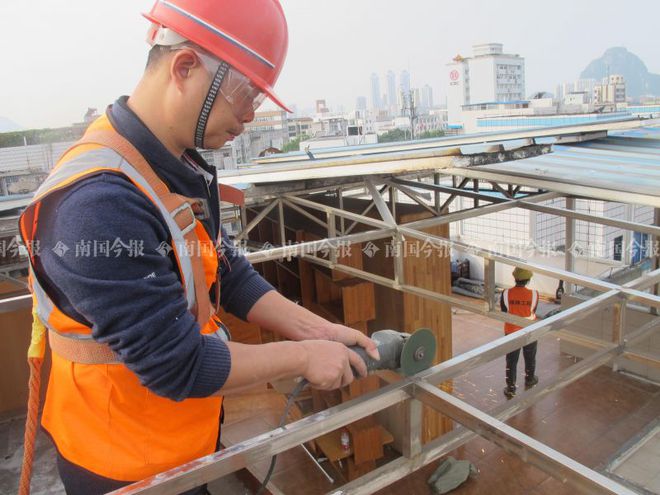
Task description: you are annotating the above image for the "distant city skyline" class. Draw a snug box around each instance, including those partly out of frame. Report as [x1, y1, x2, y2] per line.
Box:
[1, 0, 660, 129]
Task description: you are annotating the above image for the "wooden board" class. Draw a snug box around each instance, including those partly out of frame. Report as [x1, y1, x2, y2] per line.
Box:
[399, 210, 454, 442]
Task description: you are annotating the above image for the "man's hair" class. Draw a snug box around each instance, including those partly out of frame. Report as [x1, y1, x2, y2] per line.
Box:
[145, 45, 170, 71]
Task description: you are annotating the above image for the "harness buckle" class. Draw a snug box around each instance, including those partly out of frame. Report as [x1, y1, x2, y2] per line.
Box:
[170, 201, 197, 236]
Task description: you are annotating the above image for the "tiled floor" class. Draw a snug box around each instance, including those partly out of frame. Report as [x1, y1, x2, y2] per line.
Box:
[1, 309, 659, 494]
[610, 424, 660, 493]
[375, 310, 660, 495]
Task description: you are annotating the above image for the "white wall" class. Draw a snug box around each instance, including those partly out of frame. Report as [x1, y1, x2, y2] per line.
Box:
[469, 57, 497, 103]
[452, 239, 620, 297]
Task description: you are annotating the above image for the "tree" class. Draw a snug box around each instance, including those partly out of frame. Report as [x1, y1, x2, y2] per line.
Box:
[416, 129, 445, 140]
[377, 128, 444, 143]
[377, 128, 408, 143]
[282, 134, 309, 153]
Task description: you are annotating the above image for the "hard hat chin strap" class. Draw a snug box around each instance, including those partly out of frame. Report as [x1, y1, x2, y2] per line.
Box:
[195, 61, 230, 149]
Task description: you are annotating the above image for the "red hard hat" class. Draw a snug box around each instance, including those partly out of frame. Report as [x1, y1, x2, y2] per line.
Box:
[144, 0, 290, 112]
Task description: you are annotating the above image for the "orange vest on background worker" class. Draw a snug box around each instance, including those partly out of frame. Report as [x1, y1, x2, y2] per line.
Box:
[502, 285, 539, 335]
[18, 114, 226, 482]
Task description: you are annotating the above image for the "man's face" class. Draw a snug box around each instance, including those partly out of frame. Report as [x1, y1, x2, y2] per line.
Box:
[191, 50, 259, 149]
[167, 47, 257, 150]
[203, 91, 253, 150]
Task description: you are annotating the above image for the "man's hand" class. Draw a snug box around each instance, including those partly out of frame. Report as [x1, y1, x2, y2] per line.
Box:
[299, 340, 368, 390]
[247, 291, 380, 362]
[316, 322, 380, 362]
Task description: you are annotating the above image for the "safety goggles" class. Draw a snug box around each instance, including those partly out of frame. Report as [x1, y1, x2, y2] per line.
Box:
[179, 46, 266, 118]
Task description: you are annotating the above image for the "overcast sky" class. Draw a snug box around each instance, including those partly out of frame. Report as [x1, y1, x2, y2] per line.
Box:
[1, 0, 659, 129]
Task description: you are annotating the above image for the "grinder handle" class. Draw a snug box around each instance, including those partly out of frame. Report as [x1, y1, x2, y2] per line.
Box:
[347, 344, 382, 377]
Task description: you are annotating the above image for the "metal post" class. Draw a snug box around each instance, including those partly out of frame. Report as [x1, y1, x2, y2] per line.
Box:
[393, 231, 405, 289]
[327, 211, 337, 265]
[565, 197, 576, 295]
[389, 185, 397, 220]
[433, 172, 440, 212]
[611, 300, 627, 372]
[622, 204, 634, 266]
[484, 258, 496, 311]
[401, 397, 423, 458]
[473, 179, 479, 208]
[278, 199, 286, 247]
[338, 188, 345, 235]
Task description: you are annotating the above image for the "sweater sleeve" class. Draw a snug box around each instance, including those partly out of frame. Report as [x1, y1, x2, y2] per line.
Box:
[217, 227, 275, 321]
[33, 172, 230, 401]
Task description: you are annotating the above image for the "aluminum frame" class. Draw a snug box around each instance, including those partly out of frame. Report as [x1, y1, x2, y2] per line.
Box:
[3, 123, 658, 495]
[107, 165, 658, 494]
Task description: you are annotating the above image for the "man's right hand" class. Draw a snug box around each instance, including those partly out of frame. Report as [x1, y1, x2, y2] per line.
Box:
[299, 340, 368, 390]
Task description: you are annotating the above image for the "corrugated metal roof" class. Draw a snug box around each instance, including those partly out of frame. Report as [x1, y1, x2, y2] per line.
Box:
[464, 132, 660, 206]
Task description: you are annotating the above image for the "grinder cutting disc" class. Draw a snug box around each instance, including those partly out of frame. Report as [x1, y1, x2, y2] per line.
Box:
[400, 328, 436, 376]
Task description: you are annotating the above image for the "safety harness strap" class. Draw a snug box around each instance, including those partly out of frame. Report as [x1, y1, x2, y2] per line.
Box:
[79, 130, 215, 326]
[48, 330, 120, 365]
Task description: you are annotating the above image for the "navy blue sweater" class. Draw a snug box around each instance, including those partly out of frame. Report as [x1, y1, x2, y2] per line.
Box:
[33, 97, 274, 401]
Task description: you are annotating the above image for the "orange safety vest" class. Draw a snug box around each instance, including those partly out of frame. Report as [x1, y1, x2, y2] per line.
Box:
[502, 286, 539, 336]
[18, 115, 226, 482]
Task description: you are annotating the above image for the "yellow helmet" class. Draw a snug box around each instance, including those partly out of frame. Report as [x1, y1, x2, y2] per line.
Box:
[513, 267, 533, 281]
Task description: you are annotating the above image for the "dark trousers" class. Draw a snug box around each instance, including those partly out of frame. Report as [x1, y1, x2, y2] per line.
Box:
[56, 453, 208, 495]
[505, 341, 537, 387]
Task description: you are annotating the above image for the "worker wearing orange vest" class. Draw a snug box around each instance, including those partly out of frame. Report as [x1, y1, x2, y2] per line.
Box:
[501, 268, 540, 398]
[18, 2, 378, 494]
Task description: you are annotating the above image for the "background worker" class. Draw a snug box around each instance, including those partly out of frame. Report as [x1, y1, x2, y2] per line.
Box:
[501, 267, 540, 398]
[18, 1, 377, 494]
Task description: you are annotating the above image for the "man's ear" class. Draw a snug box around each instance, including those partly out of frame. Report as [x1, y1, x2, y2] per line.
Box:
[170, 49, 199, 91]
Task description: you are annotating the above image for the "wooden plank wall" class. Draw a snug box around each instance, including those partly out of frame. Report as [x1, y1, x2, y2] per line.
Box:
[399, 211, 454, 442]
[1, 306, 35, 416]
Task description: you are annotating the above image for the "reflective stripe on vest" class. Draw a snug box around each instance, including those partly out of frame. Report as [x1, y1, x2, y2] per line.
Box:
[18, 116, 226, 482]
[28, 147, 197, 313]
[20, 132, 228, 364]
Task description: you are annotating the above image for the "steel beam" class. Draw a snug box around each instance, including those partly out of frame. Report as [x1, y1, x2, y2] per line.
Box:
[445, 166, 660, 208]
[365, 178, 396, 226]
[111, 384, 412, 495]
[282, 198, 328, 230]
[244, 229, 395, 264]
[344, 185, 388, 235]
[399, 227, 660, 309]
[413, 382, 637, 495]
[386, 180, 438, 217]
[521, 201, 660, 238]
[285, 194, 390, 230]
[234, 199, 279, 242]
[329, 337, 625, 495]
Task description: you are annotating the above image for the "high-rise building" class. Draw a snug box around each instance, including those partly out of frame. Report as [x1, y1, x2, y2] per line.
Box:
[370, 73, 382, 110]
[446, 43, 525, 127]
[418, 85, 434, 111]
[386, 70, 397, 114]
[356, 96, 367, 111]
[400, 70, 411, 95]
[594, 75, 626, 105]
[315, 99, 329, 114]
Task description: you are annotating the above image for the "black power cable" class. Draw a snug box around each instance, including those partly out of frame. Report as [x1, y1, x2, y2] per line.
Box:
[255, 379, 309, 495]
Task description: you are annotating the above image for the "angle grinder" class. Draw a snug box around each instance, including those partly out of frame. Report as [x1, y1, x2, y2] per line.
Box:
[257, 328, 437, 494]
[348, 328, 437, 377]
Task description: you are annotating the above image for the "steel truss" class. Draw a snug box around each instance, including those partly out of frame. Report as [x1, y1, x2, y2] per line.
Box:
[106, 163, 660, 494]
[1, 121, 657, 494]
